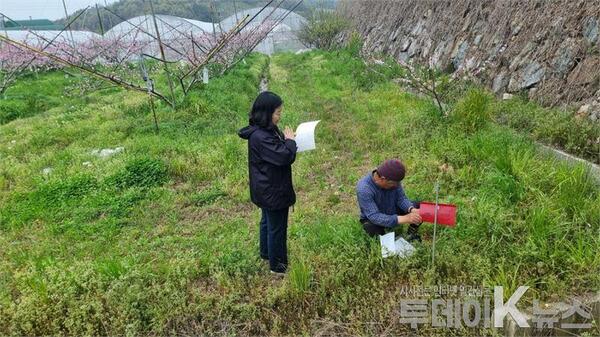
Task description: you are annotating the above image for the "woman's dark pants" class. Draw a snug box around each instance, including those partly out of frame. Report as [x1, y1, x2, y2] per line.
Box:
[259, 208, 289, 273]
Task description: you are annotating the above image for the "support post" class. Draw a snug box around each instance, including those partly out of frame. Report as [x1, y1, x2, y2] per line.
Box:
[139, 54, 159, 133]
[147, 0, 176, 107]
[96, 4, 105, 36]
[61, 0, 76, 48]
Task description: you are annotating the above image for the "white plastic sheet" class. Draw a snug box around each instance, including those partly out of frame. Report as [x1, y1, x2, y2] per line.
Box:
[380, 232, 415, 258]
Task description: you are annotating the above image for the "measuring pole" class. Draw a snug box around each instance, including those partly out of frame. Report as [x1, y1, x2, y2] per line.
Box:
[431, 181, 440, 267]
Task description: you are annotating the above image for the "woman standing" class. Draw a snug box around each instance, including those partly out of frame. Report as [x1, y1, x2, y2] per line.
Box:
[238, 91, 297, 275]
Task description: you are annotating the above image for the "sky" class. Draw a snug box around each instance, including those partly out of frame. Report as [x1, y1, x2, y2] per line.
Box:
[0, 0, 119, 21]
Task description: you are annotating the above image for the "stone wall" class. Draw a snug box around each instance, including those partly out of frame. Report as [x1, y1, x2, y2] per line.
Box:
[340, 0, 600, 120]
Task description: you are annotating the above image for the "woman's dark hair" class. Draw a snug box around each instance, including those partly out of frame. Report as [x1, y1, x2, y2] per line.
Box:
[249, 91, 283, 129]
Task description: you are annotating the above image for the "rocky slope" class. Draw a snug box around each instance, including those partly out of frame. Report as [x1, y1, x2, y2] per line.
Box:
[340, 0, 600, 120]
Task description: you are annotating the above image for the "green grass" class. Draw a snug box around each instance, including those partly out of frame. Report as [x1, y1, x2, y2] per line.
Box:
[451, 88, 494, 133]
[493, 95, 600, 164]
[0, 71, 113, 125]
[0, 50, 598, 335]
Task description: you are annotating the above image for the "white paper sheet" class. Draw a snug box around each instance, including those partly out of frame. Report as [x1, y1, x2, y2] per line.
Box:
[379, 233, 415, 258]
[295, 120, 320, 152]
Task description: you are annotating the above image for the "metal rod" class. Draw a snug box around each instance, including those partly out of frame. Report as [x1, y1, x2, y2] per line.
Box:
[210, 0, 217, 38]
[103, 0, 114, 29]
[213, 0, 224, 35]
[431, 181, 440, 267]
[147, 0, 176, 107]
[236, 0, 277, 33]
[139, 54, 159, 133]
[154, 16, 202, 63]
[61, 0, 76, 48]
[1, 13, 7, 41]
[96, 4, 105, 35]
[233, 0, 239, 23]
[150, 95, 159, 134]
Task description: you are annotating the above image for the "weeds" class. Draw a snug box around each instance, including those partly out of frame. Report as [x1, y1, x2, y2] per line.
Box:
[451, 88, 494, 133]
[493, 96, 600, 163]
[106, 157, 168, 189]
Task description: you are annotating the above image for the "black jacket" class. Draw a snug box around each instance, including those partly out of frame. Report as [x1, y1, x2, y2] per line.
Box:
[238, 125, 297, 210]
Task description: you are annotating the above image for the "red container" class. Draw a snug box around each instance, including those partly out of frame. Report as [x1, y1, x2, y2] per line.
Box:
[418, 202, 457, 227]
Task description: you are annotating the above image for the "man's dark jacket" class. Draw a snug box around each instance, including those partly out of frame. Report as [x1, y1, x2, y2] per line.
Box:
[238, 125, 297, 210]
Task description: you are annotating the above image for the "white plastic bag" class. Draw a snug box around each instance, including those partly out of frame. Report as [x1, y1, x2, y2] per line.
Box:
[380, 232, 415, 258]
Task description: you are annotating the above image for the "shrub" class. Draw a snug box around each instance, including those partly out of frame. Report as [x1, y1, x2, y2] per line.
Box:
[297, 10, 350, 50]
[394, 62, 454, 116]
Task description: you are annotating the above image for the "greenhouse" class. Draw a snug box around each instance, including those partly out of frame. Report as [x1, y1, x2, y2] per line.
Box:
[1, 7, 307, 64]
[106, 15, 215, 41]
[220, 6, 307, 54]
[1, 30, 101, 45]
[103, 15, 216, 61]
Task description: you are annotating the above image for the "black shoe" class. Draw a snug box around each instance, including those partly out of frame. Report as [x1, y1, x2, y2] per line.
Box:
[407, 223, 421, 243]
[270, 262, 287, 274]
[406, 233, 422, 243]
[270, 270, 286, 277]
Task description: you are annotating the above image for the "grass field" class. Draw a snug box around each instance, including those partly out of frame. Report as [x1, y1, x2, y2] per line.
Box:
[0, 50, 598, 335]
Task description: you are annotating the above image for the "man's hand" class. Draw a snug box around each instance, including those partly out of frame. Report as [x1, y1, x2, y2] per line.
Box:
[398, 212, 422, 225]
[410, 208, 422, 223]
[284, 126, 295, 140]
